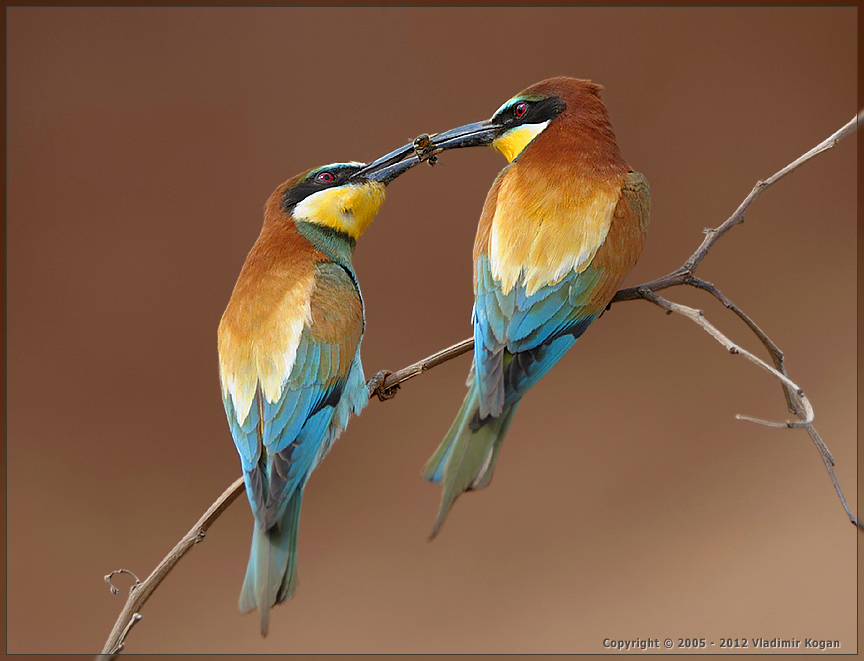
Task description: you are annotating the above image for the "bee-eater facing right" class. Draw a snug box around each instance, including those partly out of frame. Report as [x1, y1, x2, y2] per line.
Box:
[422, 77, 650, 537]
[218, 152, 419, 635]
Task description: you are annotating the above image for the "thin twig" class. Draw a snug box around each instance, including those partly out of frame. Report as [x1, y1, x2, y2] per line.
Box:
[104, 569, 140, 596]
[371, 338, 474, 398]
[807, 424, 861, 530]
[612, 111, 862, 302]
[684, 276, 797, 414]
[99, 476, 246, 659]
[677, 277, 850, 493]
[635, 288, 813, 426]
[101, 112, 860, 656]
[634, 287, 859, 530]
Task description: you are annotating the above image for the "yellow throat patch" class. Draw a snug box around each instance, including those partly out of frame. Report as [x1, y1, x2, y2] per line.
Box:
[293, 182, 386, 240]
[492, 121, 551, 163]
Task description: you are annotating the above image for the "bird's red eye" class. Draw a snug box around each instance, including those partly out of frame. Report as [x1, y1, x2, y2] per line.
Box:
[315, 171, 335, 184]
[514, 102, 528, 118]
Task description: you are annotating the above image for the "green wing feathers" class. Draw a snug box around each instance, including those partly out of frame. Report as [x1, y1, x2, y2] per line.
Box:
[622, 171, 651, 233]
[423, 382, 519, 538]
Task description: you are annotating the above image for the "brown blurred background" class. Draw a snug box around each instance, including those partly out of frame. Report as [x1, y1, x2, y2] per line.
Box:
[7, 7, 857, 654]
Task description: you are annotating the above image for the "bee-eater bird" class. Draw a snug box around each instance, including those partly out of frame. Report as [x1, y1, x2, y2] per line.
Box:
[218, 153, 419, 635]
[422, 76, 650, 537]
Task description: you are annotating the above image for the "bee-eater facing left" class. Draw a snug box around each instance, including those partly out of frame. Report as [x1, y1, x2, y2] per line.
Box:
[422, 77, 650, 537]
[218, 153, 418, 635]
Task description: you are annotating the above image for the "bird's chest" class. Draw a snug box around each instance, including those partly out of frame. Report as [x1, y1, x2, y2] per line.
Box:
[487, 172, 621, 296]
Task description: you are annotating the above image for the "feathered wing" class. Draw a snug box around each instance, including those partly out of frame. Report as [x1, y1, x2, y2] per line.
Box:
[220, 260, 366, 635]
[425, 170, 650, 536]
[423, 260, 601, 537]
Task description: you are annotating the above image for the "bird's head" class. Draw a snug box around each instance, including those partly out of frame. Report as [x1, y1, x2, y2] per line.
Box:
[279, 155, 418, 241]
[428, 77, 612, 163]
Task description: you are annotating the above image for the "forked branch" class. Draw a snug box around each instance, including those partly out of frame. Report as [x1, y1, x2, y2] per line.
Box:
[611, 110, 863, 301]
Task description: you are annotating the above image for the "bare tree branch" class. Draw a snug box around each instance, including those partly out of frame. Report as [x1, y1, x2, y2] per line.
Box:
[683, 276, 797, 414]
[612, 110, 863, 302]
[101, 111, 860, 656]
[634, 288, 814, 427]
[99, 477, 246, 659]
[370, 338, 474, 400]
[104, 569, 141, 596]
[634, 286, 860, 531]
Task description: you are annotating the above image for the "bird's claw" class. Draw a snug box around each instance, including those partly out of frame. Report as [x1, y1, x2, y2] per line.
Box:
[367, 369, 401, 401]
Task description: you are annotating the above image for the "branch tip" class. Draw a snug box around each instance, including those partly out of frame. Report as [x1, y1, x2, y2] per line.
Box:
[105, 569, 141, 596]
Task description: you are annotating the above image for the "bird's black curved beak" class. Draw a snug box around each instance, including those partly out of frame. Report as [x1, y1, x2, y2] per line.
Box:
[360, 156, 420, 184]
[352, 117, 503, 182]
[352, 143, 421, 184]
[427, 119, 503, 153]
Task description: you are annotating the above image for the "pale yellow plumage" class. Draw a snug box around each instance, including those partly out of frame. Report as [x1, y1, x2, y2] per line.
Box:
[487, 166, 620, 296]
[218, 270, 315, 425]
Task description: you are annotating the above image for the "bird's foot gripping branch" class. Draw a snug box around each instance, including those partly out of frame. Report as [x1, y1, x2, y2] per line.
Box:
[366, 369, 400, 401]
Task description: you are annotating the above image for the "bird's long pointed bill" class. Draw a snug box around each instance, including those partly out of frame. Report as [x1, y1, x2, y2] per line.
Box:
[353, 142, 421, 184]
[353, 118, 501, 181]
[361, 156, 420, 184]
[428, 120, 500, 152]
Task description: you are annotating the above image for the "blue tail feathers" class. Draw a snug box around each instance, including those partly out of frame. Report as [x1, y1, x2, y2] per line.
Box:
[239, 487, 303, 637]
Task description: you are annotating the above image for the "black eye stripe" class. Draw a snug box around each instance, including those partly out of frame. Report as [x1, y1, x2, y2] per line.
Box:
[495, 95, 566, 127]
[280, 164, 363, 212]
[310, 165, 358, 186]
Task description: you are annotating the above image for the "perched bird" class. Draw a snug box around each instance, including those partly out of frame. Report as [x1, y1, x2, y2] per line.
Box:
[422, 77, 650, 537]
[218, 152, 419, 635]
